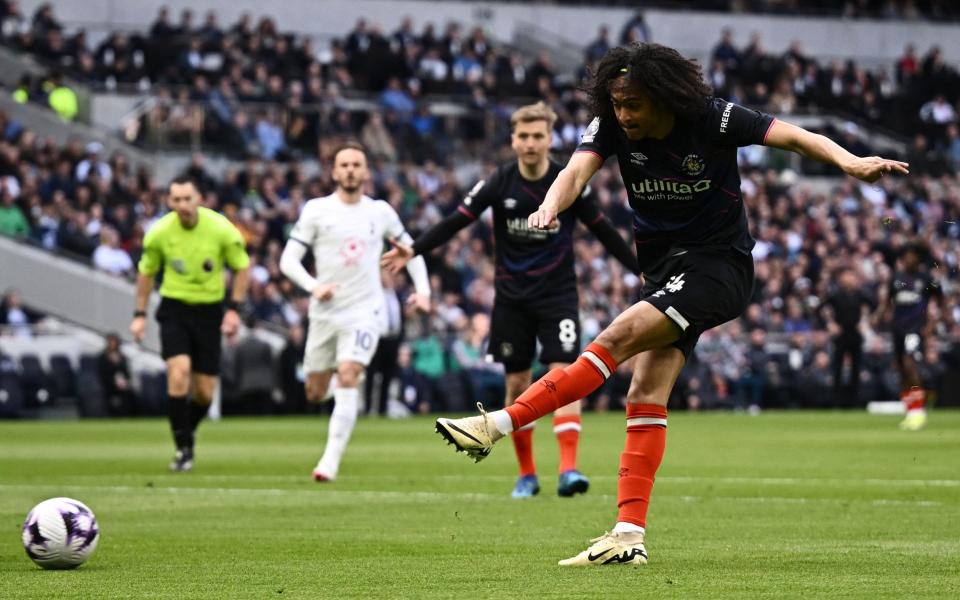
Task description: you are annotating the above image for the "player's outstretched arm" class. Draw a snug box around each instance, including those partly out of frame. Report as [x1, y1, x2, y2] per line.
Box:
[763, 120, 909, 183]
[530, 151, 603, 230]
[381, 210, 474, 274]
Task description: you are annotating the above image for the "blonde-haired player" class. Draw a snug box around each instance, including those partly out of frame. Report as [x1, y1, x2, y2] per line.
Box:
[384, 103, 638, 497]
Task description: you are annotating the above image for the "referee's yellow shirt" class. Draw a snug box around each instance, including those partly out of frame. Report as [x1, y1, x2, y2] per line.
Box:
[138, 207, 250, 304]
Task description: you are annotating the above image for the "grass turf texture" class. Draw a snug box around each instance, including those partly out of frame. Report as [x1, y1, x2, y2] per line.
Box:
[1, 411, 958, 599]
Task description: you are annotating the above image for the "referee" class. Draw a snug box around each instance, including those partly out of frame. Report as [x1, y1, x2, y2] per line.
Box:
[130, 176, 250, 472]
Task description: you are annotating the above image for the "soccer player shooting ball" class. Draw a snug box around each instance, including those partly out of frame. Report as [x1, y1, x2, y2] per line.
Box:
[435, 42, 908, 566]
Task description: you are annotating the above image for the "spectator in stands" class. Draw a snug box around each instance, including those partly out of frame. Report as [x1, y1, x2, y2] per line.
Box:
[919, 95, 957, 125]
[946, 124, 960, 171]
[619, 12, 650, 44]
[44, 71, 77, 122]
[97, 332, 135, 416]
[254, 110, 288, 161]
[0, 289, 35, 338]
[92, 225, 134, 277]
[0, 185, 28, 237]
[711, 28, 739, 71]
[584, 26, 611, 63]
[820, 267, 875, 405]
[450, 312, 503, 408]
[149, 6, 175, 39]
[75, 142, 112, 183]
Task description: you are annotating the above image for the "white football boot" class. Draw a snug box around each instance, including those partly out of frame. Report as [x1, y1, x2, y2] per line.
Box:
[558, 531, 648, 566]
[434, 403, 505, 463]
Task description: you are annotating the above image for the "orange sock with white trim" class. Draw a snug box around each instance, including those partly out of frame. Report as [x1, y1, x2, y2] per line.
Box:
[901, 387, 926, 413]
[505, 343, 616, 430]
[553, 414, 582, 473]
[511, 425, 536, 477]
[616, 403, 667, 528]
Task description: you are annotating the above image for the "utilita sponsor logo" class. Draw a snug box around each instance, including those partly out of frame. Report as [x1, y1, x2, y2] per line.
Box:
[630, 179, 712, 199]
[506, 217, 554, 236]
[720, 102, 733, 133]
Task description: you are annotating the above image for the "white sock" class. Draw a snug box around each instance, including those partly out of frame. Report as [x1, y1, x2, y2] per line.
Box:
[489, 409, 514, 435]
[613, 522, 645, 535]
[318, 387, 360, 477]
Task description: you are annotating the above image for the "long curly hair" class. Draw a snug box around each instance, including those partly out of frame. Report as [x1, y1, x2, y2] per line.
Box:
[586, 43, 713, 123]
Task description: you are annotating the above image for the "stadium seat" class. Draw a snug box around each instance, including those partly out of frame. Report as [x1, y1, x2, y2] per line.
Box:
[48, 354, 77, 400]
[138, 372, 167, 416]
[77, 364, 107, 417]
[79, 354, 99, 377]
[0, 372, 25, 418]
[19, 354, 53, 407]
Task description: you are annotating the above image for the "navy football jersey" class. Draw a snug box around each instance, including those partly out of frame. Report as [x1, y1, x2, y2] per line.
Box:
[890, 270, 940, 331]
[458, 160, 604, 301]
[576, 98, 775, 270]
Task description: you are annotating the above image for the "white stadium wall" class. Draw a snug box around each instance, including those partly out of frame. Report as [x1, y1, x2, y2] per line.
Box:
[17, 0, 960, 65]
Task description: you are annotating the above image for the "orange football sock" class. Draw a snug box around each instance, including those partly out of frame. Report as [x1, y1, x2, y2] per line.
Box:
[617, 403, 667, 528]
[511, 426, 536, 477]
[902, 387, 926, 412]
[505, 343, 616, 430]
[553, 415, 582, 473]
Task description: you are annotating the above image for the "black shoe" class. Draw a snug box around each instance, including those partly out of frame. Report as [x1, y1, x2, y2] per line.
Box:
[169, 448, 194, 472]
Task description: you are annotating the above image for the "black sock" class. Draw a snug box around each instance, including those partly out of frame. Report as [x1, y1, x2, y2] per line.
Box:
[188, 402, 209, 434]
[168, 395, 192, 450]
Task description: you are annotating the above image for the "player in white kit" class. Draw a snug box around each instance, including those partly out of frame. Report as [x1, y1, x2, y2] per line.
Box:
[280, 142, 431, 481]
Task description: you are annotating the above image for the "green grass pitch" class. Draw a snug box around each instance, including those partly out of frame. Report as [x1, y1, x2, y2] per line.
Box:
[1, 411, 958, 599]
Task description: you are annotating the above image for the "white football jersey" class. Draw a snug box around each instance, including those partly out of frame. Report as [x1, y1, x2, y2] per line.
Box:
[289, 194, 405, 319]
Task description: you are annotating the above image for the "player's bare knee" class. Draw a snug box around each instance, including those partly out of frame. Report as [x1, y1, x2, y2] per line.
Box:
[336, 363, 363, 389]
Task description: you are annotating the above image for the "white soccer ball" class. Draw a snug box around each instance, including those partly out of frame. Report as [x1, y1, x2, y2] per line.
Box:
[22, 497, 100, 569]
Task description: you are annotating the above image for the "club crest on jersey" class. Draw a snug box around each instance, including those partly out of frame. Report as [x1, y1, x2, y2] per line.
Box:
[581, 117, 600, 143]
[339, 236, 368, 266]
[630, 152, 648, 166]
[681, 154, 705, 176]
[504, 198, 517, 209]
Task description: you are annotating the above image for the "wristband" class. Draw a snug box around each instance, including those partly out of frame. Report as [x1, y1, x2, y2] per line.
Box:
[133, 310, 146, 318]
[224, 299, 240, 311]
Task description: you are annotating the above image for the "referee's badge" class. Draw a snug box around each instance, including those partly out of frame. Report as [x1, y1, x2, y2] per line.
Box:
[171, 259, 186, 274]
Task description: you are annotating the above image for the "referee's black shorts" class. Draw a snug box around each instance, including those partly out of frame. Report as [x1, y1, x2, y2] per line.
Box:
[155, 298, 224, 375]
[639, 245, 755, 359]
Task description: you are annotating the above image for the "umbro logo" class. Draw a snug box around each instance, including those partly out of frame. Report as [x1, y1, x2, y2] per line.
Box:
[541, 380, 557, 393]
[630, 152, 648, 166]
[504, 198, 517, 209]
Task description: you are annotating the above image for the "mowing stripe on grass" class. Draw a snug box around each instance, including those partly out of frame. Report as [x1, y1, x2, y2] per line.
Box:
[0, 483, 944, 507]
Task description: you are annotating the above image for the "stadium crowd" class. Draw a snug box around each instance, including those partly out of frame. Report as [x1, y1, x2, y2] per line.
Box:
[3, 2, 960, 171]
[1, 98, 958, 414]
[0, 3, 958, 415]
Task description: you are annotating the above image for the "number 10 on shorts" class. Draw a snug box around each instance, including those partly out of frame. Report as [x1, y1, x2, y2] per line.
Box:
[354, 330, 374, 351]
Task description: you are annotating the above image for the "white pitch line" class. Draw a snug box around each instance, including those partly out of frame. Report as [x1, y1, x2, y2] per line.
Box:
[659, 476, 960, 488]
[55, 473, 960, 488]
[0, 484, 946, 508]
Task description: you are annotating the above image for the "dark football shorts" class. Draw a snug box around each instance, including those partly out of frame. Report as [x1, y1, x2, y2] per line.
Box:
[639, 245, 755, 359]
[156, 298, 224, 375]
[891, 326, 925, 365]
[488, 294, 581, 373]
